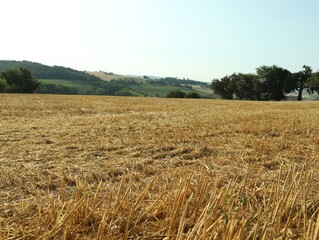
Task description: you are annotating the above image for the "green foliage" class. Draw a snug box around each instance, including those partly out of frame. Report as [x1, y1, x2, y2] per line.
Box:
[0, 67, 41, 93]
[40, 79, 92, 88]
[166, 90, 201, 99]
[128, 82, 212, 98]
[212, 65, 296, 101]
[185, 92, 200, 98]
[114, 88, 135, 96]
[212, 74, 262, 100]
[291, 65, 312, 101]
[0, 60, 212, 98]
[147, 80, 169, 85]
[211, 76, 234, 99]
[147, 77, 210, 90]
[0, 60, 101, 82]
[161, 77, 209, 86]
[0, 78, 7, 93]
[37, 83, 78, 95]
[230, 73, 261, 100]
[256, 65, 292, 101]
[166, 89, 186, 98]
[307, 71, 319, 93]
[38, 78, 129, 95]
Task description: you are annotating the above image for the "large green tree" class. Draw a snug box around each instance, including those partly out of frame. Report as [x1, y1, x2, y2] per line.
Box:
[256, 65, 293, 101]
[0, 67, 41, 93]
[230, 73, 261, 100]
[211, 76, 234, 99]
[292, 65, 312, 101]
[212, 73, 263, 100]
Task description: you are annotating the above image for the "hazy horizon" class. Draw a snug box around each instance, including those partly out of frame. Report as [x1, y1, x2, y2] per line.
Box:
[1, 0, 319, 82]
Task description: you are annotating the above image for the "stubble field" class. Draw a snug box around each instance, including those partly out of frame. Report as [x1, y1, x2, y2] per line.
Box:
[0, 94, 318, 239]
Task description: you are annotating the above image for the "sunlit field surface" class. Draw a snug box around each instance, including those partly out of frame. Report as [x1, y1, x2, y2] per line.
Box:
[0, 94, 318, 239]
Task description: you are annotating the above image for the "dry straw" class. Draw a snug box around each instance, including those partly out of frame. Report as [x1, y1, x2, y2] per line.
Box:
[0, 94, 318, 239]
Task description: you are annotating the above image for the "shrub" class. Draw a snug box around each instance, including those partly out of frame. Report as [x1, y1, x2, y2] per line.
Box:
[186, 92, 200, 98]
[166, 89, 186, 98]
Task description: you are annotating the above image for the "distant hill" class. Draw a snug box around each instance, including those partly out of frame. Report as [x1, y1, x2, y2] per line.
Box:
[0, 60, 215, 98]
[0, 60, 122, 95]
[0, 60, 101, 82]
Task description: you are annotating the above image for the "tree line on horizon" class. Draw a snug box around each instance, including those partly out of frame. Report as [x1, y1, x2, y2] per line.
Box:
[0, 66, 138, 95]
[2, 62, 319, 100]
[0, 61, 210, 97]
[211, 65, 319, 101]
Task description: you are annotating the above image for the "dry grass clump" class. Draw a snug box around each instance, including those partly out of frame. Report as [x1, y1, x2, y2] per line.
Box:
[0, 94, 318, 239]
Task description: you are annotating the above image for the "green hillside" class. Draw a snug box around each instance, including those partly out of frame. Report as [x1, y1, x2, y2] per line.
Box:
[0, 60, 101, 82]
[126, 82, 213, 98]
[0, 60, 214, 98]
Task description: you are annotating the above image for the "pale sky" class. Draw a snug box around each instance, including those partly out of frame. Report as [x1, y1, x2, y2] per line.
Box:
[1, 0, 318, 82]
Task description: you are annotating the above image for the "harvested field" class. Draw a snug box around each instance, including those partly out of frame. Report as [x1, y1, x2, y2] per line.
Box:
[0, 94, 319, 239]
[87, 72, 142, 81]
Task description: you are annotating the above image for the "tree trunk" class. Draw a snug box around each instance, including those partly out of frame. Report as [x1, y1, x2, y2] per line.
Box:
[297, 82, 304, 101]
[297, 86, 303, 101]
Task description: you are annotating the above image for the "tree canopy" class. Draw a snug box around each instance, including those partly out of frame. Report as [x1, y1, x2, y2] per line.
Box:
[212, 76, 232, 100]
[255, 65, 292, 101]
[291, 65, 312, 101]
[307, 72, 319, 93]
[0, 67, 41, 93]
[166, 90, 201, 99]
[166, 89, 187, 98]
[212, 65, 318, 101]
